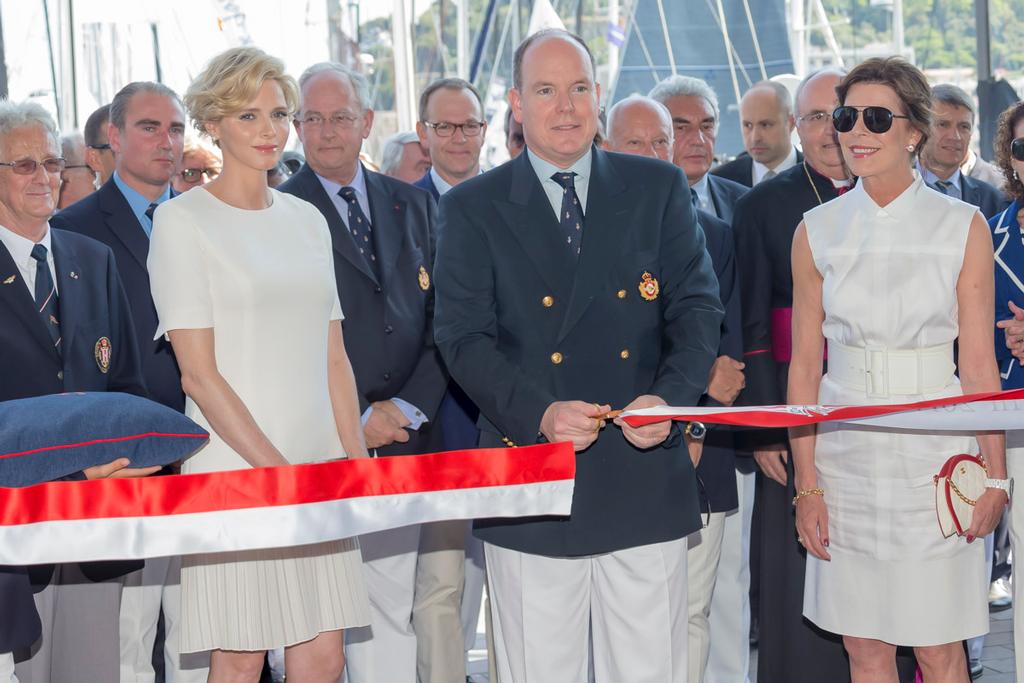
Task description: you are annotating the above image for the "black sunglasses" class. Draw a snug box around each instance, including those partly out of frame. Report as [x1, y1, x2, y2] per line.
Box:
[1011, 138, 1024, 162]
[832, 106, 911, 134]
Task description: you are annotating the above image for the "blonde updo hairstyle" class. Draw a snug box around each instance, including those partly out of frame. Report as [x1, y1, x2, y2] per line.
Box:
[184, 47, 299, 142]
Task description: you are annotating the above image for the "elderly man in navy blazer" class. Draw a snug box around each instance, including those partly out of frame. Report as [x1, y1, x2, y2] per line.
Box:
[49, 82, 211, 683]
[279, 62, 446, 683]
[434, 30, 723, 681]
[602, 93, 746, 683]
[649, 75, 748, 223]
[0, 100, 151, 683]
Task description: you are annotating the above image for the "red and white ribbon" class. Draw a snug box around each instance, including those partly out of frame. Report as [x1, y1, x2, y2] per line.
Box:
[0, 443, 575, 565]
[619, 387, 1024, 429]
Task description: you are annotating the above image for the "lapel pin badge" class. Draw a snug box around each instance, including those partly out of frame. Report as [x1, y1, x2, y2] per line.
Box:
[69, 271, 79, 279]
[638, 271, 659, 301]
[418, 265, 430, 291]
[2, 274, 14, 285]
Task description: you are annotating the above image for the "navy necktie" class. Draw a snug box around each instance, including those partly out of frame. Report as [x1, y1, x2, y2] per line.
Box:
[339, 186, 379, 277]
[690, 188, 699, 208]
[550, 172, 583, 259]
[933, 179, 958, 199]
[30, 244, 61, 356]
[145, 202, 158, 220]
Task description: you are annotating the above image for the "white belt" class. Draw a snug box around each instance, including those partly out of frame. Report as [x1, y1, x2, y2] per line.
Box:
[827, 340, 956, 398]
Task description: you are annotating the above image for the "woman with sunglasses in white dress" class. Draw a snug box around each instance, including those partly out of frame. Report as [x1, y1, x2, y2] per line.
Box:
[789, 57, 1008, 682]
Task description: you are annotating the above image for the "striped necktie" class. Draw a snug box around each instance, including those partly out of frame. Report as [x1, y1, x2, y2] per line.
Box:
[30, 243, 61, 356]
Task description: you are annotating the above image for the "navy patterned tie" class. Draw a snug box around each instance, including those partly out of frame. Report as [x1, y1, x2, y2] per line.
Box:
[30, 243, 61, 356]
[550, 172, 583, 259]
[690, 188, 699, 208]
[339, 186, 379, 277]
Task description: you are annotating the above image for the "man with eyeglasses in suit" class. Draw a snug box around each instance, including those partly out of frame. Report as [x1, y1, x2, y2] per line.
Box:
[279, 62, 446, 683]
[411, 77, 488, 683]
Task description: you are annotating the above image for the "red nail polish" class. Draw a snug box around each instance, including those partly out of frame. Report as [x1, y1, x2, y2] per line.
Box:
[966, 535, 975, 543]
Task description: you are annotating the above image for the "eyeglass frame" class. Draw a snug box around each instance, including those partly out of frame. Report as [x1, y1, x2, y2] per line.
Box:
[0, 157, 67, 175]
[796, 111, 832, 127]
[179, 167, 221, 182]
[87, 143, 112, 151]
[832, 105, 911, 135]
[422, 120, 487, 138]
[296, 113, 362, 129]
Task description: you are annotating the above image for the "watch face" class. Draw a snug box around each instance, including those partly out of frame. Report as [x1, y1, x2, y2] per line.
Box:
[689, 421, 707, 439]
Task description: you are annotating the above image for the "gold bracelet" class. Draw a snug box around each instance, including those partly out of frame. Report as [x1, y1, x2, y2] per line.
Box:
[792, 488, 825, 506]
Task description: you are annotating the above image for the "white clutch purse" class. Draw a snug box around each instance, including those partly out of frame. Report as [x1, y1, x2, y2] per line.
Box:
[934, 453, 987, 538]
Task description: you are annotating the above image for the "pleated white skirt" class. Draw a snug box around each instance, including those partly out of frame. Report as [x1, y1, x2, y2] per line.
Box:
[179, 537, 370, 653]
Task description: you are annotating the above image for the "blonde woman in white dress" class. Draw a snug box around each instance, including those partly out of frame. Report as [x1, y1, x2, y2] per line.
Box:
[147, 47, 370, 682]
[788, 57, 1008, 682]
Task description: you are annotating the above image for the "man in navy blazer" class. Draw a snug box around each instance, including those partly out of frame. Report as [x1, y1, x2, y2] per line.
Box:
[48, 82, 211, 683]
[603, 93, 746, 682]
[0, 100, 148, 683]
[280, 62, 446, 683]
[917, 84, 1009, 219]
[434, 31, 723, 680]
[410, 77, 490, 683]
[650, 75, 749, 223]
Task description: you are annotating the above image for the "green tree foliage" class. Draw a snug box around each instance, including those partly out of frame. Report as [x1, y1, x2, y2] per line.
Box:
[822, 0, 1024, 72]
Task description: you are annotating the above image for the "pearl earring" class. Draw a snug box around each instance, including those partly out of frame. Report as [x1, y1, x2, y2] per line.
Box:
[906, 144, 915, 152]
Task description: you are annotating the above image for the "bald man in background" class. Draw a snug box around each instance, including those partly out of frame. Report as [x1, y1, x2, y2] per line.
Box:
[713, 81, 800, 188]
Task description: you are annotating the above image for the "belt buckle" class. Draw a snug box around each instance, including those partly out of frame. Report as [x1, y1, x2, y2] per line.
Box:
[864, 346, 889, 398]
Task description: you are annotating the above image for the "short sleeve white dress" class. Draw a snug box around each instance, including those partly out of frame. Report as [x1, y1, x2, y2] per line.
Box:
[148, 187, 369, 653]
[801, 175, 988, 647]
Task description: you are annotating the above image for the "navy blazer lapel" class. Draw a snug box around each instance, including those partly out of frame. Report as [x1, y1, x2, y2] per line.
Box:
[294, 164, 377, 284]
[50, 231, 84, 365]
[0, 241, 59, 361]
[960, 174, 978, 206]
[495, 151, 574, 302]
[364, 168, 406, 284]
[556, 149, 629, 343]
[97, 181, 150, 273]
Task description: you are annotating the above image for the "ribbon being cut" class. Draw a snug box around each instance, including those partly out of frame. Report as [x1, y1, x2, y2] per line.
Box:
[1, 389, 1023, 565]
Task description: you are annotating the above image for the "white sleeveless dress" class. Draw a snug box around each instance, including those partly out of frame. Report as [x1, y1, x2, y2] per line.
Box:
[801, 176, 988, 646]
[148, 187, 370, 652]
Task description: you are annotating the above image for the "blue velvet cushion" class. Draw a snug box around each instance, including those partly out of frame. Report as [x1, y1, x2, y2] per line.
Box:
[0, 392, 209, 487]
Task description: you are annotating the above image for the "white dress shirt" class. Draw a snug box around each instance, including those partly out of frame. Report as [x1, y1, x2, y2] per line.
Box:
[752, 145, 798, 185]
[0, 223, 56, 299]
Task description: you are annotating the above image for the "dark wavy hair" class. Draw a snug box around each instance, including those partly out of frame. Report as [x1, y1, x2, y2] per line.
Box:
[835, 57, 932, 156]
[993, 102, 1024, 203]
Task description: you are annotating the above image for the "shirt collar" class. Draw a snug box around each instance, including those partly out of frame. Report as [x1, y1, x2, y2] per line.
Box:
[752, 145, 798, 183]
[430, 166, 455, 196]
[916, 160, 961, 190]
[0, 222, 51, 267]
[850, 172, 924, 221]
[316, 162, 368, 200]
[112, 171, 170, 215]
[527, 147, 593, 187]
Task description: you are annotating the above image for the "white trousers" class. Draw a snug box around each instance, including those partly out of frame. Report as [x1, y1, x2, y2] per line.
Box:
[1005, 430, 1024, 678]
[14, 564, 121, 683]
[686, 511, 727, 683]
[345, 524, 422, 683]
[485, 537, 689, 683]
[705, 470, 755, 683]
[119, 556, 209, 683]
[0, 653, 16, 683]
[462, 531, 486, 653]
